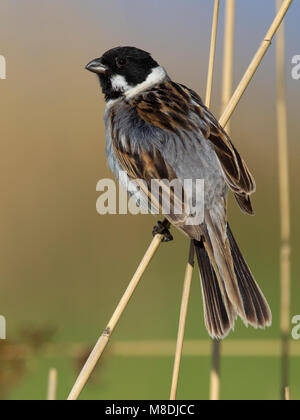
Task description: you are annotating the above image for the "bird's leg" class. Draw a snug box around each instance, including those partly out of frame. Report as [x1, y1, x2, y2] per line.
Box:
[152, 219, 173, 243]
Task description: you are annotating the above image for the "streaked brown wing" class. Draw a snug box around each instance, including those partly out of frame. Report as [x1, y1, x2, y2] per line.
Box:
[180, 85, 256, 214]
[185, 85, 256, 194]
[130, 81, 256, 215]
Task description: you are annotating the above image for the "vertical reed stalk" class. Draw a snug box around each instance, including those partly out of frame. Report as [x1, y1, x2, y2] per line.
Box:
[205, 0, 220, 107]
[219, 0, 294, 128]
[170, 242, 195, 400]
[221, 0, 236, 132]
[210, 0, 235, 402]
[170, 0, 220, 400]
[210, 340, 221, 400]
[284, 387, 291, 401]
[47, 368, 58, 401]
[276, 0, 291, 401]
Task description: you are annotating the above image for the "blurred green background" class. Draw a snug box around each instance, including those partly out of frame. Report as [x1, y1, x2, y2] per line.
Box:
[0, 0, 299, 400]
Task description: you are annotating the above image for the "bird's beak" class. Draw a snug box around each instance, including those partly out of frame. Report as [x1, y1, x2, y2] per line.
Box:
[85, 58, 108, 74]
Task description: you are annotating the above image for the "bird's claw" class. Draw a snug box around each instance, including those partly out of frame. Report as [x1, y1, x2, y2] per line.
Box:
[152, 220, 173, 242]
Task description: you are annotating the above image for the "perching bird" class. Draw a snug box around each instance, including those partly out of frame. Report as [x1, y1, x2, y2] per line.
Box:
[86, 46, 272, 339]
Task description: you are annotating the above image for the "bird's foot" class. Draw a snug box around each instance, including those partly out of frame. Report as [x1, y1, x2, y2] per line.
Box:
[152, 219, 173, 243]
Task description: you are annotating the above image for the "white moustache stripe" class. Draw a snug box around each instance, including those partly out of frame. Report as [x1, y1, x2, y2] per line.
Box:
[126, 66, 167, 98]
[111, 74, 131, 92]
[110, 66, 167, 98]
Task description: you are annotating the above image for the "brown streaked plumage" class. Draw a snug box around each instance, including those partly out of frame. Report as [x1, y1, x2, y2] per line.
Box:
[130, 81, 256, 216]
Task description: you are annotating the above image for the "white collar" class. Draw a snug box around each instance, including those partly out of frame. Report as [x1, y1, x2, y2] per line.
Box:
[126, 66, 167, 99]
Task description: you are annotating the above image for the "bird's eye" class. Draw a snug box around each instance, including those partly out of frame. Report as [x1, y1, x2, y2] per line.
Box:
[115, 57, 128, 68]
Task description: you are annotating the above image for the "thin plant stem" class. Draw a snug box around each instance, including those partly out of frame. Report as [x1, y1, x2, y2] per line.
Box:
[221, 0, 235, 132]
[219, 0, 294, 128]
[210, 340, 221, 401]
[67, 231, 166, 400]
[170, 242, 195, 400]
[170, 0, 220, 400]
[285, 387, 291, 401]
[47, 368, 58, 401]
[205, 0, 220, 107]
[210, 0, 236, 402]
[276, 0, 291, 401]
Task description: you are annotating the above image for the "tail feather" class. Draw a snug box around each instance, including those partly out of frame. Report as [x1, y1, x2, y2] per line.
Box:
[194, 240, 235, 339]
[204, 211, 246, 320]
[234, 193, 255, 216]
[194, 220, 272, 339]
[227, 224, 272, 328]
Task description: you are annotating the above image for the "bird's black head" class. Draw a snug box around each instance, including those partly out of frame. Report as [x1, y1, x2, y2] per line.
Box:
[86, 46, 164, 101]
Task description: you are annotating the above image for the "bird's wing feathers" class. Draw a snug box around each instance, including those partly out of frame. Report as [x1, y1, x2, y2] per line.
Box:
[180, 84, 256, 214]
[109, 80, 256, 225]
[109, 109, 189, 226]
[130, 81, 256, 214]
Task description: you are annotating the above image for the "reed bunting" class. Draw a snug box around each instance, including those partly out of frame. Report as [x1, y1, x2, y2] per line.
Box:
[86, 46, 272, 339]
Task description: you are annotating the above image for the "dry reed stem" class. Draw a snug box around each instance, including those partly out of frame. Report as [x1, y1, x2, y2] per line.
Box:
[67, 233, 165, 400]
[170, 0, 220, 400]
[276, 0, 291, 401]
[47, 368, 57, 401]
[67, 0, 293, 401]
[205, 0, 220, 107]
[210, 338, 221, 400]
[210, 0, 236, 402]
[284, 387, 291, 401]
[219, 0, 294, 128]
[170, 242, 195, 400]
[221, 0, 235, 132]
[210, 340, 221, 401]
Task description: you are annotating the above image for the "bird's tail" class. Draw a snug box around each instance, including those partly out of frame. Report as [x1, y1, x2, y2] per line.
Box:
[194, 221, 272, 339]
